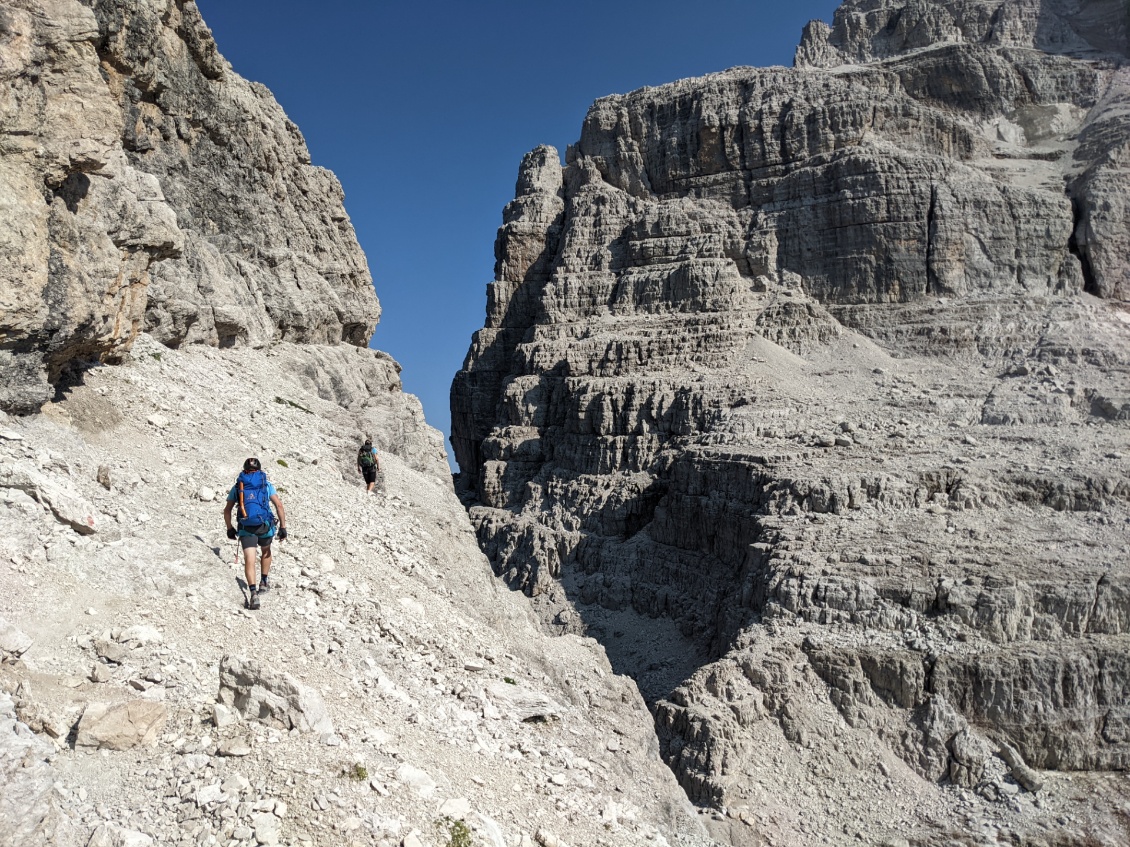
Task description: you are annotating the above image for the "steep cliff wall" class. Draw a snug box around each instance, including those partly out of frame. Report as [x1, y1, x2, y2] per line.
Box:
[453, 2, 1130, 844]
[0, 3, 716, 846]
[0, 0, 380, 415]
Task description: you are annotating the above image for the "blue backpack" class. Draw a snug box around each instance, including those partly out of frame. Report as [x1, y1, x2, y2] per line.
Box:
[235, 470, 275, 532]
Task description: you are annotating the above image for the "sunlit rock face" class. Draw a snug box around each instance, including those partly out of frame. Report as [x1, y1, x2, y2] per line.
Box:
[0, 0, 379, 414]
[454, 1, 1130, 843]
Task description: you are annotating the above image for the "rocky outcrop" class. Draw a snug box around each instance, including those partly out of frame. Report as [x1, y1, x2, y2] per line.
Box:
[453, 1, 1130, 844]
[0, 0, 379, 415]
[217, 655, 334, 734]
[0, 693, 81, 846]
[0, 3, 717, 847]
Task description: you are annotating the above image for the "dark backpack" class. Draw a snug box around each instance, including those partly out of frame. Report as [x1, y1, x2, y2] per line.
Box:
[358, 447, 376, 468]
[235, 470, 275, 532]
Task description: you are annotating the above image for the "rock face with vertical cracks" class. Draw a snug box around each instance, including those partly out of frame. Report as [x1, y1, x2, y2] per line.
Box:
[454, 1, 1130, 843]
[0, 0, 380, 415]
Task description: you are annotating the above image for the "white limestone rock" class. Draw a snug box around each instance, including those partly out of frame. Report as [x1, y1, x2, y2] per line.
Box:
[0, 617, 33, 661]
[217, 654, 334, 734]
[75, 700, 167, 750]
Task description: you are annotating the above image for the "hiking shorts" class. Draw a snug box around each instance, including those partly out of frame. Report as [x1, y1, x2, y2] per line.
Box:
[362, 466, 377, 484]
[238, 525, 275, 549]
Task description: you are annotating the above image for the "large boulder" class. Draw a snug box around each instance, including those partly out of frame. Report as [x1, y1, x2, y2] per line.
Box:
[75, 700, 167, 750]
[217, 654, 334, 734]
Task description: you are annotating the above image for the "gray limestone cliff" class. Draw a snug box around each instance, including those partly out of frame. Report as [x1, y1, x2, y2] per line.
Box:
[0, 0, 380, 415]
[453, 1, 1130, 844]
[0, 4, 713, 847]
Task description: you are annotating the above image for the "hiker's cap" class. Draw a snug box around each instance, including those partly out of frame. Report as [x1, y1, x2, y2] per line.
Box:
[243, 457, 261, 471]
[363, 439, 372, 447]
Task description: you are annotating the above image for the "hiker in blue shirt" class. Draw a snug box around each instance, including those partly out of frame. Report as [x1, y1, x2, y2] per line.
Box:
[356, 438, 381, 494]
[223, 457, 288, 610]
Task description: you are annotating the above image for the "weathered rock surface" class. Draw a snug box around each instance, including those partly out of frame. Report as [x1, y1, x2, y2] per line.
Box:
[75, 700, 167, 750]
[0, 616, 33, 661]
[0, 0, 379, 415]
[0, 2, 715, 846]
[0, 694, 81, 846]
[0, 332, 712, 847]
[217, 654, 334, 734]
[453, 1, 1130, 844]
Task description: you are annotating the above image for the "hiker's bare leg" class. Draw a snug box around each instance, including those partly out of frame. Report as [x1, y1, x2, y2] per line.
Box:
[260, 543, 272, 580]
[242, 545, 257, 590]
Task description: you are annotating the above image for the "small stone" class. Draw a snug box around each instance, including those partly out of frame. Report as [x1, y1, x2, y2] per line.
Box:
[834, 436, 853, 447]
[463, 660, 486, 672]
[535, 829, 564, 847]
[213, 703, 239, 729]
[233, 827, 253, 842]
[217, 739, 252, 757]
[0, 616, 33, 659]
[251, 811, 281, 845]
[196, 782, 223, 806]
[97, 465, 113, 490]
[0, 429, 24, 441]
[222, 775, 251, 795]
[147, 414, 169, 428]
[395, 763, 437, 798]
[197, 486, 215, 502]
[94, 638, 131, 664]
[88, 824, 153, 847]
[438, 797, 471, 819]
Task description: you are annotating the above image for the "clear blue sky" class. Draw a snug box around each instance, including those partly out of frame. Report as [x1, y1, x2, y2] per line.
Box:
[196, 0, 841, 466]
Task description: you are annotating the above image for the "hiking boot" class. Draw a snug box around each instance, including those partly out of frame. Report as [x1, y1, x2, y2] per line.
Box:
[257, 578, 270, 594]
[248, 589, 260, 610]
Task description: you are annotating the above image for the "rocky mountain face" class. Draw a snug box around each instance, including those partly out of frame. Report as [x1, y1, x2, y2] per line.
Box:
[452, 1, 1130, 844]
[0, 0, 379, 415]
[0, 2, 714, 847]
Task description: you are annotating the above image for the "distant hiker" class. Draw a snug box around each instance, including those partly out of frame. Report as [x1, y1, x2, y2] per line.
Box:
[223, 457, 288, 610]
[357, 438, 381, 494]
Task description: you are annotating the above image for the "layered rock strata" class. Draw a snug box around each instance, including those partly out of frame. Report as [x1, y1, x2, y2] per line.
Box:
[453, 1, 1130, 844]
[0, 2, 715, 846]
[0, 0, 379, 415]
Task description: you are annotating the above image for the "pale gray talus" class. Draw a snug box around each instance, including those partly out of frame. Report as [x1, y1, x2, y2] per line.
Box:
[453, 1, 1130, 843]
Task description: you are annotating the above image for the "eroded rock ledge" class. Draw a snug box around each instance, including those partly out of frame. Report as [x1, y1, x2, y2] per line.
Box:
[453, 1, 1130, 843]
